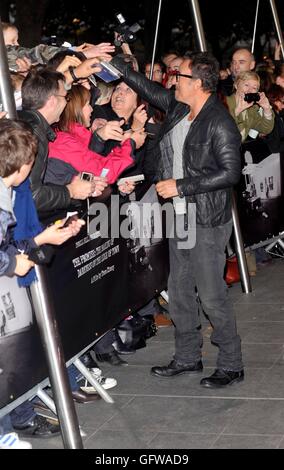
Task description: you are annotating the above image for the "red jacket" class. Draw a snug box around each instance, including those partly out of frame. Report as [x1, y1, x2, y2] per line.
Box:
[48, 123, 135, 184]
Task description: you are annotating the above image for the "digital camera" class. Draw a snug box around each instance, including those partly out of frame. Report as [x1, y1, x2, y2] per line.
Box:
[114, 12, 142, 46]
[244, 92, 260, 103]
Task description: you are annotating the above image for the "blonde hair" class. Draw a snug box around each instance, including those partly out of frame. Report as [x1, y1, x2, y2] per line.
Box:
[234, 71, 260, 90]
[95, 82, 115, 106]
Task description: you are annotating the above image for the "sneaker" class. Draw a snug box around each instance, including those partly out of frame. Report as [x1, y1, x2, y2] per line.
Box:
[80, 367, 117, 393]
[0, 432, 32, 449]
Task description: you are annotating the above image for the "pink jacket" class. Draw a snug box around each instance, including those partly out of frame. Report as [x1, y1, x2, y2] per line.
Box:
[48, 123, 135, 184]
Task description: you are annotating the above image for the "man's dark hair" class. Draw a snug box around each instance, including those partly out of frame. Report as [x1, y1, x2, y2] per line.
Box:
[47, 50, 86, 70]
[187, 52, 220, 93]
[21, 66, 65, 110]
[0, 119, 37, 177]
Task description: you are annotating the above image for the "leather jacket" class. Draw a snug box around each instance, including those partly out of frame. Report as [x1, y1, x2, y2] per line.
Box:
[111, 58, 242, 227]
[18, 110, 71, 213]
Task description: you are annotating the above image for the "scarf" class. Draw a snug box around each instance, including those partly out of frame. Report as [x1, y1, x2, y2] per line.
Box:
[13, 178, 42, 287]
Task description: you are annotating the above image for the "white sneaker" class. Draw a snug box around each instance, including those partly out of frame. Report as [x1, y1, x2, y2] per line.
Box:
[0, 432, 32, 449]
[80, 368, 117, 393]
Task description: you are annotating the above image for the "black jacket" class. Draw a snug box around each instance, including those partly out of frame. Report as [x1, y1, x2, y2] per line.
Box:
[111, 58, 242, 227]
[18, 110, 71, 213]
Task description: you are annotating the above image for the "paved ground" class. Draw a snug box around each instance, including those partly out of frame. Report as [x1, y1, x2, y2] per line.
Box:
[32, 259, 284, 449]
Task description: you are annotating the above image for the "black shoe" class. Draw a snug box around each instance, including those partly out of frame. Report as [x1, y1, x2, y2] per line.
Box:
[151, 359, 203, 378]
[200, 369, 244, 388]
[14, 414, 61, 439]
[71, 390, 101, 403]
[96, 350, 128, 366]
[80, 351, 98, 369]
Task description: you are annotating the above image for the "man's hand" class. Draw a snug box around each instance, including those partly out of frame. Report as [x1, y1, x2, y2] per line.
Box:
[67, 175, 97, 199]
[14, 253, 35, 276]
[74, 56, 112, 80]
[56, 55, 82, 74]
[156, 179, 178, 198]
[91, 176, 109, 196]
[118, 180, 136, 194]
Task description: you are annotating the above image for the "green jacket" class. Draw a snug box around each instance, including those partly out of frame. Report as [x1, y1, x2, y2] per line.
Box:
[226, 94, 274, 142]
[6, 44, 67, 71]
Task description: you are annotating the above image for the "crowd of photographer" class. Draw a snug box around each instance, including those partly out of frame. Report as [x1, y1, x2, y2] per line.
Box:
[1, 14, 284, 448]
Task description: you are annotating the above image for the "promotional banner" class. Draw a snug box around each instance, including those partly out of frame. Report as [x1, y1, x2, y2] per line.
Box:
[0, 184, 169, 409]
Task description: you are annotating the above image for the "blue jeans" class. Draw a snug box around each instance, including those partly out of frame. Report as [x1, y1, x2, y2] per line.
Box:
[168, 220, 243, 371]
[10, 401, 36, 427]
[0, 415, 13, 434]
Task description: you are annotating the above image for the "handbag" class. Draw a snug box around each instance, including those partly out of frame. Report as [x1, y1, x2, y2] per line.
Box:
[116, 313, 157, 350]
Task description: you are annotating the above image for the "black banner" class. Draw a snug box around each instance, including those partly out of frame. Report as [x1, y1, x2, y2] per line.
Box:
[0, 183, 169, 409]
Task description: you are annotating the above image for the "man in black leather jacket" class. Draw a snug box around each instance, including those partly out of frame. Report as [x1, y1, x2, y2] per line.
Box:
[111, 52, 244, 388]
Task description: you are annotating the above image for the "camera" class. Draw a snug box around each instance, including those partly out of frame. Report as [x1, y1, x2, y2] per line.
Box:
[114, 12, 142, 46]
[244, 92, 260, 103]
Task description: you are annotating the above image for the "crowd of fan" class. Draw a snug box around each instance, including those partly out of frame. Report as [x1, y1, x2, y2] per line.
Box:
[0, 20, 284, 448]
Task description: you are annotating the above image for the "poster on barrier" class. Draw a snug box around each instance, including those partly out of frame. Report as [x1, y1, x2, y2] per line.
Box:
[0, 183, 169, 409]
[0, 276, 33, 338]
[237, 141, 284, 247]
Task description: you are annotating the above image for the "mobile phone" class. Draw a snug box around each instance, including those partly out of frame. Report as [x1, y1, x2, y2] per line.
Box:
[62, 209, 89, 228]
[93, 61, 122, 83]
[62, 213, 79, 227]
[80, 171, 94, 182]
[117, 174, 145, 185]
[100, 168, 109, 178]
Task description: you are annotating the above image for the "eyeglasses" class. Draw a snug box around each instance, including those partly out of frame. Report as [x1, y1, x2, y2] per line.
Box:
[174, 72, 194, 81]
[54, 94, 70, 102]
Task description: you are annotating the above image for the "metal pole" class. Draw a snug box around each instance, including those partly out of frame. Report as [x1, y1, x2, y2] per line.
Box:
[150, 0, 163, 80]
[251, 0, 260, 54]
[0, 20, 17, 118]
[74, 358, 114, 403]
[188, 0, 207, 51]
[269, 0, 284, 58]
[188, 0, 252, 293]
[231, 193, 252, 293]
[30, 266, 83, 449]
